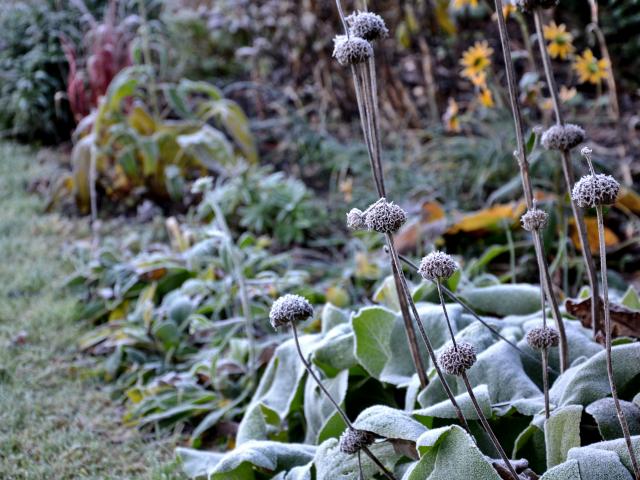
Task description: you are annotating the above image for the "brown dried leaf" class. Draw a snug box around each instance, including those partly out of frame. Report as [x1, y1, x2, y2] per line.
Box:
[565, 297, 640, 338]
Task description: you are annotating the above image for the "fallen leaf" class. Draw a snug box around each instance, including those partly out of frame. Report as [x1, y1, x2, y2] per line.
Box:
[447, 201, 526, 234]
[569, 217, 619, 253]
[565, 297, 640, 339]
[616, 187, 640, 214]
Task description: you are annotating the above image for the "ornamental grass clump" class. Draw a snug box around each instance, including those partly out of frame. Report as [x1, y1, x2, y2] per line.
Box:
[421, 251, 520, 480]
[269, 294, 396, 480]
[572, 147, 640, 480]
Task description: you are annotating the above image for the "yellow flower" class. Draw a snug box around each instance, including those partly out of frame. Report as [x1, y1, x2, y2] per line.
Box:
[478, 88, 495, 108]
[460, 41, 493, 81]
[452, 0, 478, 9]
[503, 3, 517, 19]
[543, 22, 574, 60]
[469, 71, 488, 88]
[443, 98, 461, 133]
[573, 49, 609, 84]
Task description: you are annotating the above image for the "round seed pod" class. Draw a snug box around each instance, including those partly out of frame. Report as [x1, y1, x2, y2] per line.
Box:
[364, 198, 407, 234]
[339, 428, 376, 455]
[418, 251, 458, 281]
[346, 11, 389, 42]
[439, 342, 477, 376]
[332, 35, 373, 66]
[269, 294, 313, 329]
[521, 208, 549, 232]
[346, 208, 366, 230]
[572, 174, 620, 208]
[515, 0, 559, 11]
[541, 124, 586, 151]
[526, 326, 560, 350]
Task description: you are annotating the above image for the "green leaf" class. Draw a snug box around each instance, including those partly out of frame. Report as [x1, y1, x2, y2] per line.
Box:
[353, 405, 427, 442]
[621, 286, 640, 311]
[550, 344, 640, 407]
[312, 323, 357, 376]
[314, 438, 399, 480]
[586, 398, 640, 440]
[303, 369, 348, 444]
[406, 425, 501, 480]
[459, 284, 541, 316]
[545, 405, 583, 468]
[177, 442, 315, 480]
[415, 384, 492, 421]
[351, 306, 415, 385]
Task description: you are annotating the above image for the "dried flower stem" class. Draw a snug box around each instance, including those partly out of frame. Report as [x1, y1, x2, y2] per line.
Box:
[595, 205, 640, 480]
[291, 324, 396, 480]
[494, 0, 568, 372]
[532, 8, 601, 338]
[461, 373, 520, 480]
[386, 236, 469, 430]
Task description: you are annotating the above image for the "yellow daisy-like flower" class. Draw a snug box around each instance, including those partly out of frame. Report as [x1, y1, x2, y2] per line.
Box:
[443, 98, 461, 133]
[573, 49, 609, 84]
[460, 41, 493, 81]
[543, 22, 574, 60]
[453, 0, 479, 9]
[469, 71, 488, 88]
[478, 88, 495, 108]
[503, 3, 517, 19]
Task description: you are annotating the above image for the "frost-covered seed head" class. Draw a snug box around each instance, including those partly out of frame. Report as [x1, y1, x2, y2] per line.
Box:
[339, 428, 376, 454]
[332, 35, 373, 66]
[515, 0, 559, 11]
[521, 208, 549, 232]
[572, 174, 620, 208]
[541, 124, 586, 151]
[346, 208, 366, 230]
[418, 251, 458, 281]
[439, 342, 477, 376]
[346, 11, 389, 42]
[363, 198, 407, 234]
[526, 326, 560, 350]
[269, 294, 313, 329]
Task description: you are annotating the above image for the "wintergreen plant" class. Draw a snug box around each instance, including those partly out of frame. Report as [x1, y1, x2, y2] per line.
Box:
[573, 147, 640, 480]
[269, 294, 396, 480]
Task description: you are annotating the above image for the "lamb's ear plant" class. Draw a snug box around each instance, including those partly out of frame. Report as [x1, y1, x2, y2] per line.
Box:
[519, 0, 602, 338]
[492, 0, 569, 373]
[572, 147, 640, 480]
[333, 1, 471, 430]
[418, 252, 520, 480]
[269, 294, 397, 480]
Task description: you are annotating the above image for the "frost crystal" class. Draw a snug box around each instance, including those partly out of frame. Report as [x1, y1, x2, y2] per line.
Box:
[439, 342, 477, 376]
[572, 174, 620, 208]
[418, 251, 458, 281]
[332, 35, 373, 66]
[269, 294, 313, 329]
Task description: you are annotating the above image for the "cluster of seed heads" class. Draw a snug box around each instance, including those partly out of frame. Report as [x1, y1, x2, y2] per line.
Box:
[332, 35, 373, 66]
[269, 294, 313, 329]
[346, 11, 389, 42]
[339, 428, 376, 454]
[439, 342, 477, 376]
[521, 208, 549, 232]
[572, 174, 620, 208]
[346, 208, 366, 230]
[514, 0, 558, 11]
[541, 124, 586, 151]
[526, 326, 560, 350]
[418, 251, 458, 281]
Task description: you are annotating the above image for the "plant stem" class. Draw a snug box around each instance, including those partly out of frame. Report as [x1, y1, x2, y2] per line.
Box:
[595, 205, 640, 480]
[292, 325, 397, 479]
[532, 7, 601, 337]
[291, 323, 352, 429]
[461, 373, 519, 480]
[493, 0, 568, 372]
[542, 347, 550, 419]
[436, 279, 457, 348]
[386, 236, 469, 430]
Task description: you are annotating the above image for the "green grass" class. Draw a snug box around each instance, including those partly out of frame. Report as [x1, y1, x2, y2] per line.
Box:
[0, 143, 186, 479]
